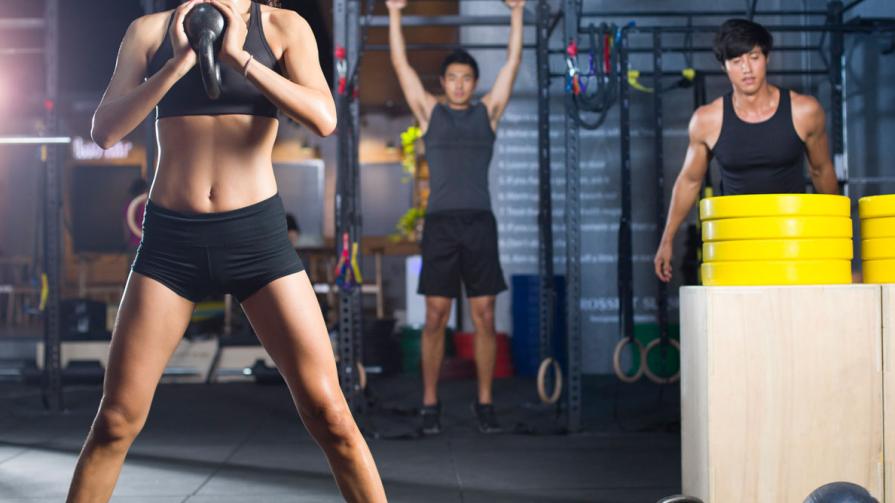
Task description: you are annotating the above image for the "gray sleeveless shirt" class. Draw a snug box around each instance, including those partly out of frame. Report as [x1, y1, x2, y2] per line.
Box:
[423, 103, 496, 213]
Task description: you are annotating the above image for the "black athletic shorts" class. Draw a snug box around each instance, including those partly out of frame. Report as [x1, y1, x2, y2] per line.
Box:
[132, 193, 304, 303]
[418, 210, 508, 298]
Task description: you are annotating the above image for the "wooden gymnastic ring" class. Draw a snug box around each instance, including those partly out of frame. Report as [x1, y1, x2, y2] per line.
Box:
[356, 361, 367, 390]
[612, 337, 645, 383]
[642, 338, 681, 384]
[536, 357, 563, 404]
[126, 193, 148, 239]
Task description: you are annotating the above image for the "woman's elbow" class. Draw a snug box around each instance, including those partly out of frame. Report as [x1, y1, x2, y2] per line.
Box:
[318, 119, 337, 138]
[313, 105, 337, 137]
[90, 112, 118, 149]
[90, 126, 114, 150]
[91, 131, 121, 150]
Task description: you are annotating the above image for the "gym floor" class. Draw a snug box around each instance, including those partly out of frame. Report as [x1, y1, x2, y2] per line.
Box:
[0, 376, 680, 502]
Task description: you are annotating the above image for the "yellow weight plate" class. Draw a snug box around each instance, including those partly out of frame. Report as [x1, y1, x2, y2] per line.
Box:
[861, 217, 895, 239]
[861, 238, 895, 260]
[702, 216, 852, 242]
[699, 194, 851, 221]
[859, 195, 895, 219]
[863, 259, 895, 284]
[701, 260, 853, 286]
[703, 238, 853, 262]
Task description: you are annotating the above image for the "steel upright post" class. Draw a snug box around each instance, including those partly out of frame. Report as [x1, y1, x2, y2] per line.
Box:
[42, 0, 63, 412]
[563, 0, 582, 433]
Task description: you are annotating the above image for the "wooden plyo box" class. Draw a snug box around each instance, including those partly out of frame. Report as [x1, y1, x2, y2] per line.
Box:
[680, 285, 883, 502]
[885, 285, 895, 503]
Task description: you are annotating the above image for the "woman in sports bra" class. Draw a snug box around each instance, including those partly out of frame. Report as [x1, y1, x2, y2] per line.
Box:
[67, 1, 387, 501]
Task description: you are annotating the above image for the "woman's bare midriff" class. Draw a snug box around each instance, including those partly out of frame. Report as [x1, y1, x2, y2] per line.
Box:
[150, 114, 280, 214]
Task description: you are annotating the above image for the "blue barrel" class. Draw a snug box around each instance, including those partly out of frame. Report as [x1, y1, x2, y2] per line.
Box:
[510, 275, 566, 377]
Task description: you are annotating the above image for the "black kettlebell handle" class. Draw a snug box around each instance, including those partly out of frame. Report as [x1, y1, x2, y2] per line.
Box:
[184, 4, 226, 100]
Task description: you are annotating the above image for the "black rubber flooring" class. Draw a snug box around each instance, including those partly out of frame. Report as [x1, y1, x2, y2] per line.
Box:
[0, 375, 681, 502]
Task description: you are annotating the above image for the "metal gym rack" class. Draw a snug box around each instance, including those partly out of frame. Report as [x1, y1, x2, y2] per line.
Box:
[0, 0, 65, 412]
[15, 0, 888, 424]
[334, 0, 893, 433]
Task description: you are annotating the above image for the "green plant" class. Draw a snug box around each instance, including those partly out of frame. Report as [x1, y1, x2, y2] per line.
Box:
[391, 206, 425, 242]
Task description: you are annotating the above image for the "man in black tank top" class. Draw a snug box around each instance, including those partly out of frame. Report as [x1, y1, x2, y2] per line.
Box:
[654, 18, 839, 283]
[388, 0, 525, 434]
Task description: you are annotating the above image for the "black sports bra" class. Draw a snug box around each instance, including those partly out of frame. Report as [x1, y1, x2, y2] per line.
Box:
[146, 1, 283, 119]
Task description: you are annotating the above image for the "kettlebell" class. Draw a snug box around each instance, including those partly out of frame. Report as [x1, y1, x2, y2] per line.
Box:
[656, 496, 704, 503]
[184, 3, 226, 100]
[804, 482, 878, 503]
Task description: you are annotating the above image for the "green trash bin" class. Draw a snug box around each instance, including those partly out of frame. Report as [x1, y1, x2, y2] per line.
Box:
[400, 326, 422, 375]
[628, 323, 680, 380]
[399, 325, 456, 375]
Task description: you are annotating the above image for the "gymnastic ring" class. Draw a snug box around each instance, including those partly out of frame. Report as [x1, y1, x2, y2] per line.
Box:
[356, 361, 367, 390]
[126, 193, 148, 239]
[612, 337, 645, 383]
[642, 338, 681, 384]
[536, 357, 563, 404]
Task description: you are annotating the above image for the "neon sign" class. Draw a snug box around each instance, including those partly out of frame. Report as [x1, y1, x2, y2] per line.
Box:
[72, 137, 134, 160]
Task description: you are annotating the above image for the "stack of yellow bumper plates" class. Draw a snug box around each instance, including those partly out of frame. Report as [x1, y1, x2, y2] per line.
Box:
[699, 194, 853, 286]
[859, 195, 895, 284]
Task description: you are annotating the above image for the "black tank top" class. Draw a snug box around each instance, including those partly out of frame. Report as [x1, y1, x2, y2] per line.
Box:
[423, 103, 496, 213]
[711, 88, 806, 195]
[146, 2, 282, 120]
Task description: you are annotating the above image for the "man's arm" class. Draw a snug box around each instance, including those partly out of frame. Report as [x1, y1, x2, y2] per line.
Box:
[796, 94, 839, 195]
[482, 0, 525, 130]
[387, 0, 436, 130]
[654, 106, 714, 282]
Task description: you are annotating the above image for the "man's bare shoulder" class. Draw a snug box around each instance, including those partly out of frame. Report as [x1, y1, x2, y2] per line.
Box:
[689, 97, 723, 141]
[790, 90, 825, 123]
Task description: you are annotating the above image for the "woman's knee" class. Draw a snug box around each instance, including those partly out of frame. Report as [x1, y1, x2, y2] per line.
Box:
[92, 403, 145, 446]
[300, 398, 357, 447]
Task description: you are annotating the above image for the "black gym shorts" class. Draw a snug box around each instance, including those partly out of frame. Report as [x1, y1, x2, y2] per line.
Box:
[132, 193, 304, 303]
[418, 210, 508, 298]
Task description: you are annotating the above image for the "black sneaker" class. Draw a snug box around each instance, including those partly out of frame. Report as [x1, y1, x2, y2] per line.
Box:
[420, 403, 442, 435]
[472, 402, 502, 434]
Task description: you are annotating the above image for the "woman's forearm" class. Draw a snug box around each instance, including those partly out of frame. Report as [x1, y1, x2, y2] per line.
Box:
[92, 59, 191, 149]
[243, 55, 336, 137]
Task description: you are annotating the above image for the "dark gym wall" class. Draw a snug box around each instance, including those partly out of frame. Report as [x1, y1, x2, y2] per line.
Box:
[0, 148, 42, 258]
[59, 1, 144, 96]
[462, 0, 893, 374]
[69, 165, 142, 254]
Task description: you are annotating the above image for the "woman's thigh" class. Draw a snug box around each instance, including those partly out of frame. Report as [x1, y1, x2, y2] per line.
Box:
[101, 272, 196, 414]
[240, 271, 341, 407]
